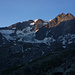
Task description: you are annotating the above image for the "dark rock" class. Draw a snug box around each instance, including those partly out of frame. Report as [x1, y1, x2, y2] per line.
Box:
[28, 20, 34, 23]
[34, 19, 45, 31]
[0, 33, 10, 72]
[35, 26, 48, 40]
[0, 32, 9, 45]
[8, 21, 30, 30]
[36, 17, 75, 40]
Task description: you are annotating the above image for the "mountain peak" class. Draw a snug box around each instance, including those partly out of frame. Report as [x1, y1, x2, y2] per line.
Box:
[28, 20, 34, 23]
[35, 19, 44, 23]
[46, 13, 74, 28]
[57, 13, 74, 18]
[66, 13, 74, 17]
[61, 13, 65, 15]
[58, 13, 65, 17]
[66, 13, 71, 15]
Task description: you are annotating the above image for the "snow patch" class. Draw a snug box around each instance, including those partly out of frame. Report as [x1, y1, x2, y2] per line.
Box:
[68, 41, 73, 44]
[14, 43, 17, 45]
[46, 30, 51, 36]
[43, 37, 55, 45]
[58, 34, 75, 45]
[30, 59, 32, 62]
[30, 22, 35, 25]
[46, 31, 48, 36]
[63, 46, 66, 49]
[0, 30, 14, 35]
[49, 19, 52, 21]
[34, 19, 38, 22]
[12, 27, 16, 29]
[18, 38, 22, 42]
[43, 23, 48, 25]
[62, 38, 67, 45]
[42, 51, 44, 55]
[21, 37, 55, 46]
[44, 20, 51, 23]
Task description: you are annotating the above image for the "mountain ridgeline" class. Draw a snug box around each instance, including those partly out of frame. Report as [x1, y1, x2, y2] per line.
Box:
[0, 13, 75, 75]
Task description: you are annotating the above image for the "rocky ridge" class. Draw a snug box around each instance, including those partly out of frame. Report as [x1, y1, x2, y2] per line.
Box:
[0, 13, 75, 75]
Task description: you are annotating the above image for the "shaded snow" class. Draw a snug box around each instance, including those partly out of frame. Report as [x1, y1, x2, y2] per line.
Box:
[63, 46, 66, 49]
[43, 23, 48, 25]
[14, 43, 17, 46]
[46, 30, 51, 36]
[62, 39, 67, 45]
[58, 34, 75, 45]
[0, 30, 14, 35]
[43, 37, 56, 45]
[42, 51, 44, 55]
[44, 20, 51, 23]
[12, 27, 16, 29]
[0, 28, 75, 47]
[18, 38, 22, 42]
[22, 37, 56, 46]
[68, 41, 73, 44]
[46, 31, 48, 36]
[3, 35, 14, 40]
[30, 59, 32, 62]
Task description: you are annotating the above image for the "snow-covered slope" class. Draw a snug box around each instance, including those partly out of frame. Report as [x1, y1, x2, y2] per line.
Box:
[0, 19, 51, 44]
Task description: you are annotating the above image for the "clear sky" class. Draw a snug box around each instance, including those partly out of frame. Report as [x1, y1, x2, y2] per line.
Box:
[0, 0, 75, 27]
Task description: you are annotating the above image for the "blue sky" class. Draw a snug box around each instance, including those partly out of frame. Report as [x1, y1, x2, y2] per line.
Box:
[0, 0, 75, 27]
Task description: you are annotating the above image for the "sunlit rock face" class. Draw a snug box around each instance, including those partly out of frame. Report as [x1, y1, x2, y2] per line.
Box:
[46, 13, 74, 28]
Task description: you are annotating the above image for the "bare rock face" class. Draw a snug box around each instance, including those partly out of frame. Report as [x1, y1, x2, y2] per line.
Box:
[35, 19, 44, 24]
[28, 20, 34, 23]
[36, 13, 75, 40]
[8, 21, 30, 30]
[46, 13, 74, 28]
[34, 19, 45, 31]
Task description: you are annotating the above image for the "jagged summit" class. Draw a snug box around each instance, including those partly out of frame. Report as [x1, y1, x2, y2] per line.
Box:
[66, 13, 74, 16]
[35, 19, 44, 23]
[57, 13, 65, 17]
[56, 13, 74, 20]
[28, 20, 34, 23]
[4, 13, 74, 31]
[57, 13, 74, 18]
[45, 13, 74, 28]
